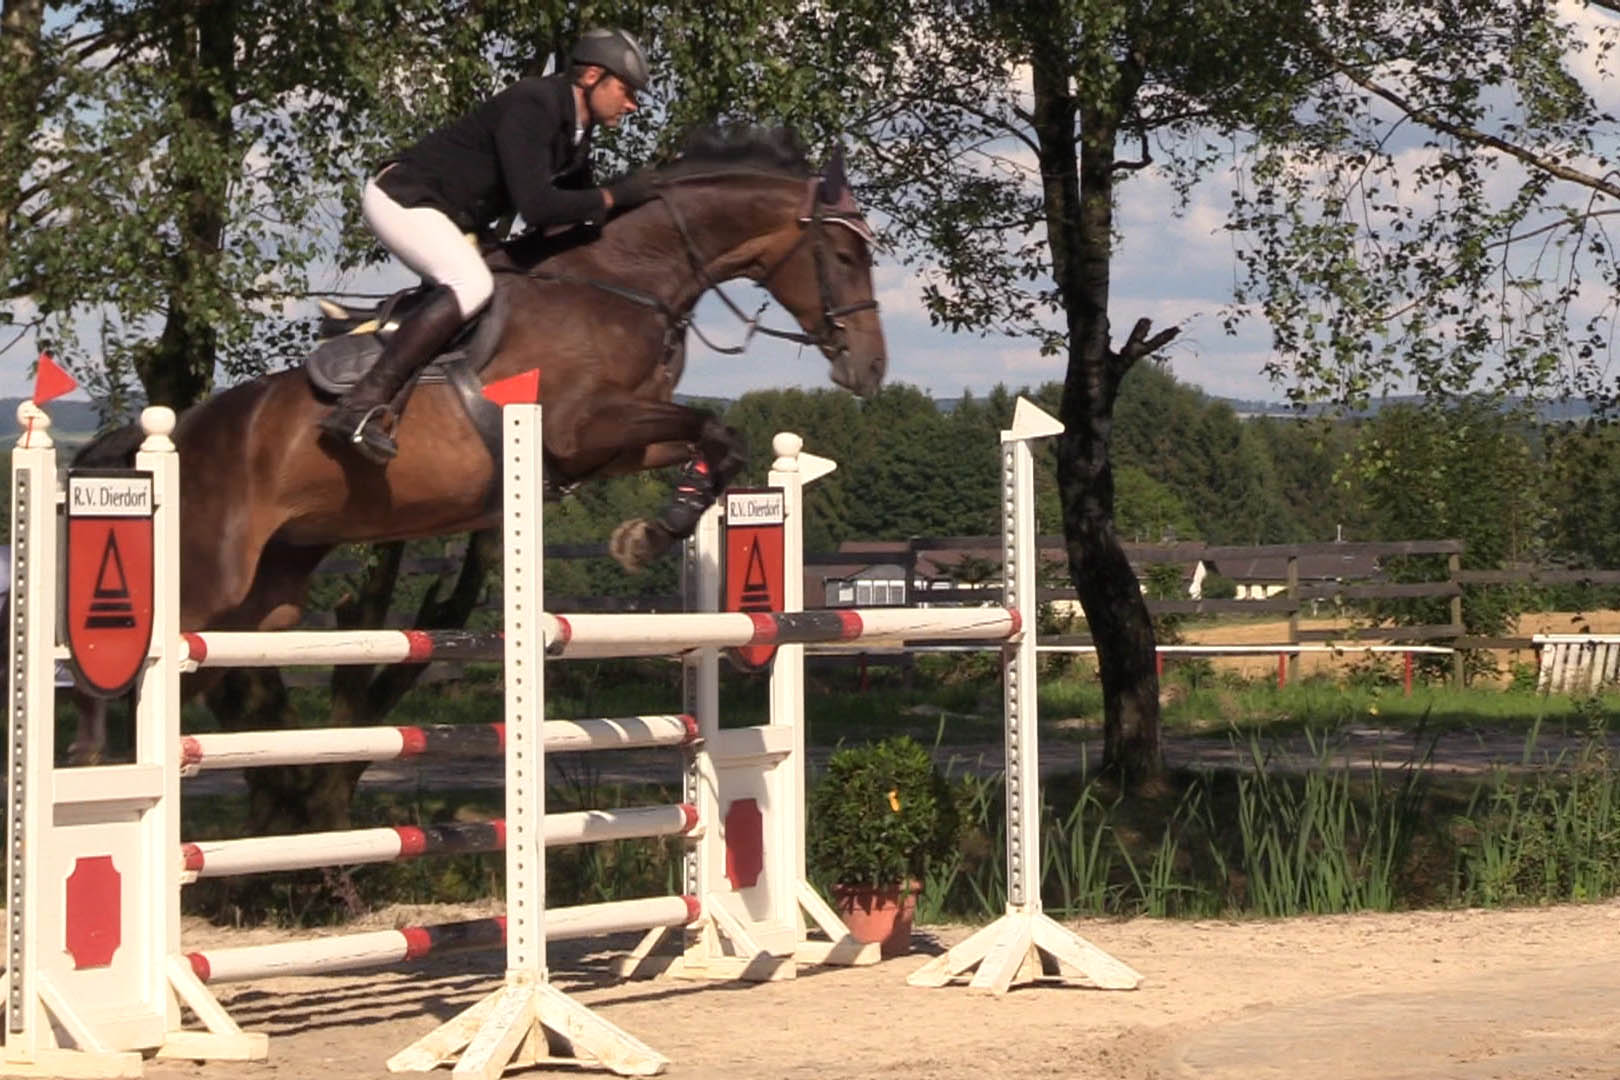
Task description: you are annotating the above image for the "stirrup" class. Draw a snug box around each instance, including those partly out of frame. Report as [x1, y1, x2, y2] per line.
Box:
[346, 403, 395, 444]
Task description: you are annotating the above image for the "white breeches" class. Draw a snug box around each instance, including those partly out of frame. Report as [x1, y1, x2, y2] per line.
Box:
[361, 176, 493, 320]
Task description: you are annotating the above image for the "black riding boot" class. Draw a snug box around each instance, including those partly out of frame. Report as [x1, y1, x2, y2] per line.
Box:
[318, 285, 465, 464]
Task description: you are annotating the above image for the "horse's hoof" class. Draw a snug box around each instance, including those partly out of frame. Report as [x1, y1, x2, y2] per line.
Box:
[609, 519, 673, 572]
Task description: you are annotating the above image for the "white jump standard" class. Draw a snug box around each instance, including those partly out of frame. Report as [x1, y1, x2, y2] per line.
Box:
[905, 399, 1143, 995]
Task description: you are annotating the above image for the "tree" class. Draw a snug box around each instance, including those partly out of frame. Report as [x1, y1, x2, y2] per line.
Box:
[1544, 422, 1620, 569]
[1230, 3, 1620, 412]
[712, 0, 1617, 789]
[1113, 466, 1197, 543]
[1340, 399, 1542, 667]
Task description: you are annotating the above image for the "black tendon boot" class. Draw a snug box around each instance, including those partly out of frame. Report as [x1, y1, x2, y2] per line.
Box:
[318, 285, 465, 464]
[655, 458, 716, 539]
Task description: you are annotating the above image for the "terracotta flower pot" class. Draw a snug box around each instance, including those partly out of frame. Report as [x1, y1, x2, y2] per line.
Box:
[831, 880, 920, 958]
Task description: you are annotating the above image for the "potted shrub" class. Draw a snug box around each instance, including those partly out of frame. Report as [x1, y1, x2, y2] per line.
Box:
[808, 735, 959, 957]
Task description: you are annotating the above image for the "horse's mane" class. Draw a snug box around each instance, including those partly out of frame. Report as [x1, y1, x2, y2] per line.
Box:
[496, 125, 814, 271]
[656, 125, 814, 181]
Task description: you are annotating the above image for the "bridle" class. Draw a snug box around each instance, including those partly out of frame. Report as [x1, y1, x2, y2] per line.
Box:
[515, 169, 879, 364]
[661, 172, 881, 360]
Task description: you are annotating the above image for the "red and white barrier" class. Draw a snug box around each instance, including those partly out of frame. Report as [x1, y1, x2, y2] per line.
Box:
[185, 896, 700, 984]
[181, 805, 698, 878]
[542, 606, 1019, 659]
[178, 714, 696, 772]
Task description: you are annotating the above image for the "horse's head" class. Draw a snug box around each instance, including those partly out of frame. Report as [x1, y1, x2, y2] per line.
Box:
[755, 147, 888, 397]
[641, 130, 888, 398]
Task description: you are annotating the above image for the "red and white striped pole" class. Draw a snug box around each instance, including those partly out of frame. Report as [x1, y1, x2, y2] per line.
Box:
[179, 714, 696, 773]
[185, 896, 700, 984]
[543, 606, 1020, 660]
[181, 804, 699, 879]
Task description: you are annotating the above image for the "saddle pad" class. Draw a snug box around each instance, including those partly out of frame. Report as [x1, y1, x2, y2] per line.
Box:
[305, 335, 471, 397]
[303, 288, 510, 397]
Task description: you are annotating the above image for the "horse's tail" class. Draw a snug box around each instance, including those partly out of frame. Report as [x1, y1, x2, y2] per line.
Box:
[72, 423, 147, 469]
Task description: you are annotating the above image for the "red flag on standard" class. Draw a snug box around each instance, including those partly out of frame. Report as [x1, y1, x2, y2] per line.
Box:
[33, 353, 78, 405]
[481, 370, 540, 407]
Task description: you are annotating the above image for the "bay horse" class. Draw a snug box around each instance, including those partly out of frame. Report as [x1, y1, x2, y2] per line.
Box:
[76, 127, 885, 637]
[67, 127, 885, 762]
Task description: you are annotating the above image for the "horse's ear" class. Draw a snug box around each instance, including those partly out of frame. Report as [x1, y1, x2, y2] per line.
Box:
[819, 145, 849, 203]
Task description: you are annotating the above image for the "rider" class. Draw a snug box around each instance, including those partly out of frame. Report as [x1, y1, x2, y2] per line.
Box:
[319, 27, 659, 464]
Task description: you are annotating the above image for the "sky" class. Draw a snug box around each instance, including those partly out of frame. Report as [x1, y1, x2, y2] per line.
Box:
[4, 2, 1612, 408]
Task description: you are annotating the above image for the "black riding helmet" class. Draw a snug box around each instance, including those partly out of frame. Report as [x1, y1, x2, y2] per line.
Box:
[571, 28, 651, 93]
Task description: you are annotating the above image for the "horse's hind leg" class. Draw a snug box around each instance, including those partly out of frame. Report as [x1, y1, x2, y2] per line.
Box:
[213, 540, 333, 632]
[67, 690, 109, 765]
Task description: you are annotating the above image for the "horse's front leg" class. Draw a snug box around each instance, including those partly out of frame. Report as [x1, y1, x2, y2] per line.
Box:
[558, 398, 744, 572]
[608, 430, 745, 571]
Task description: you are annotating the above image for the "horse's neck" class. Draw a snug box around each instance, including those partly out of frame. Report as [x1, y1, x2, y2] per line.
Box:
[565, 180, 797, 315]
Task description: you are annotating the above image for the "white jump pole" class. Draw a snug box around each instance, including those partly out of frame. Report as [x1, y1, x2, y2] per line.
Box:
[182, 804, 699, 879]
[178, 714, 696, 772]
[179, 609, 1020, 666]
[188, 896, 700, 985]
[540, 607, 1019, 659]
[907, 398, 1142, 995]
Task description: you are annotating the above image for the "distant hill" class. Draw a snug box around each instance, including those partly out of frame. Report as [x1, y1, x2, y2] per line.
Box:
[1220, 394, 1599, 421]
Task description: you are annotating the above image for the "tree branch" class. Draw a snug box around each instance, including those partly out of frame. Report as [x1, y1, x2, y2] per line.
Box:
[1324, 55, 1620, 201]
[1489, 207, 1620, 249]
[1112, 127, 1151, 173]
[1110, 318, 1179, 380]
[895, 90, 1038, 157]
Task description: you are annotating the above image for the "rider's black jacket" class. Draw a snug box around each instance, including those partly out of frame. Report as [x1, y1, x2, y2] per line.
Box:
[375, 74, 600, 233]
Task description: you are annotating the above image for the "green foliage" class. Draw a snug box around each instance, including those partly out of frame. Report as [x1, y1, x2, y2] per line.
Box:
[1542, 423, 1620, 570]
[1229, 3, 1618, 411]
[1452, 718, 1620, 906]
[1337, 399, 1542, 653]
[807, 736, 961, 889]
[1200, 572, 1237, 600]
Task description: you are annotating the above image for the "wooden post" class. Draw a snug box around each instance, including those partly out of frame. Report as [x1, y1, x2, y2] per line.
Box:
[902, 540, 918, 607]
[1286, 554, 1300, 685]
[1449, 551, 1465, 687]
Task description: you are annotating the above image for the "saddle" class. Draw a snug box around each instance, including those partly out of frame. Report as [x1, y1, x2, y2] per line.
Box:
[304, 283, 512, 470]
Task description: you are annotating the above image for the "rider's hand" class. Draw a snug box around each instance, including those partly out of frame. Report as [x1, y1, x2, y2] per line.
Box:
[607, 171, 659, 212]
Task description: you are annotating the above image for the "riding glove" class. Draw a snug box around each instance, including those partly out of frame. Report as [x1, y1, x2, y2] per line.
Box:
[608, 171, 659, 211]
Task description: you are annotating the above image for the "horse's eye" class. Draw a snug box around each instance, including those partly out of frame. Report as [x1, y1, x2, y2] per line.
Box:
[835, 250, 857, 268]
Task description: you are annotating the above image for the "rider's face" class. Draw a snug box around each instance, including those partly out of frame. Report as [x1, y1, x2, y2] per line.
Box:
[587, 73, 638, 127]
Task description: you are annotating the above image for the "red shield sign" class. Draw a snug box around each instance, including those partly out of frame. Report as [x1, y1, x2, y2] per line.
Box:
[723, 488, 786, 670]
[66, 470, 155, 698]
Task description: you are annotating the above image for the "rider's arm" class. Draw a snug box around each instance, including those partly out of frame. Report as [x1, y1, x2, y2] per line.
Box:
[493, 83, 610, 228]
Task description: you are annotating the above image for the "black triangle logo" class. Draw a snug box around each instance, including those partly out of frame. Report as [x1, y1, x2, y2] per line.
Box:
[85, 532, 136, 629]
[739, 541, 772, 613]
